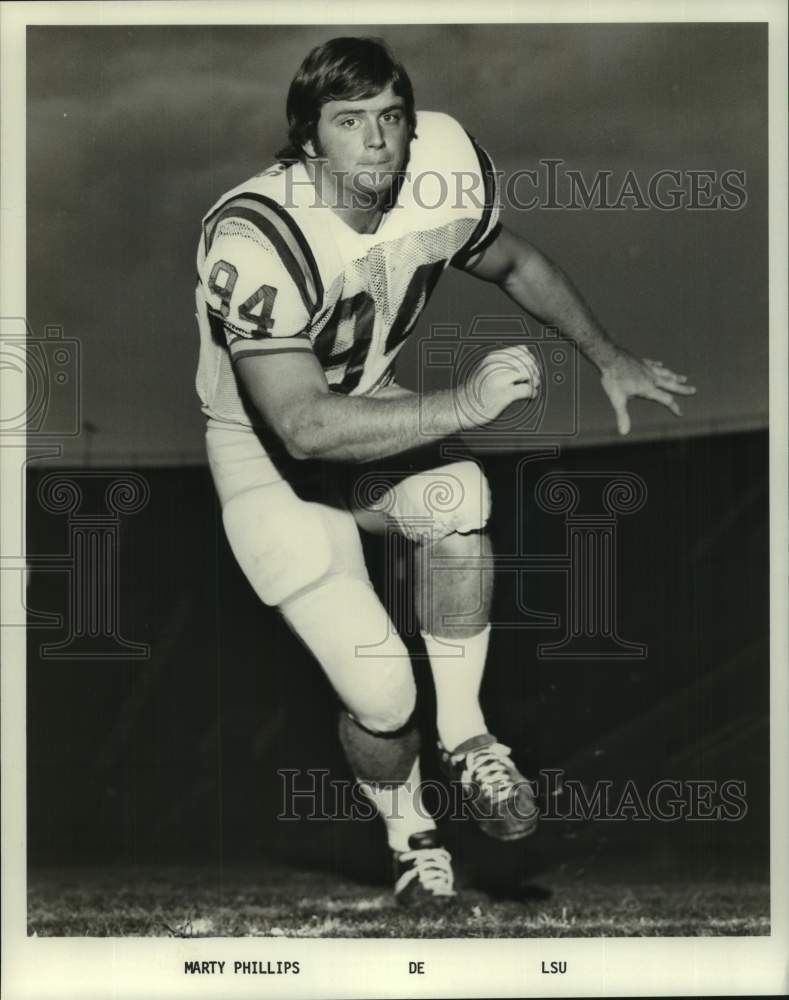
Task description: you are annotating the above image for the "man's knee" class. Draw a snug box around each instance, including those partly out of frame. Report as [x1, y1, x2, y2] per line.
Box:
[357, 706, 415, 734]
[356, 460, 491, 543]
[351, 671, 417, 733]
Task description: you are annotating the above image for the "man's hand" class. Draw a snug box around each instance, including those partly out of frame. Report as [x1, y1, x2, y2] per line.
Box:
[461, 227, 699, 437]
[456, 345, 542, 430]
[600, 351, 697, 436]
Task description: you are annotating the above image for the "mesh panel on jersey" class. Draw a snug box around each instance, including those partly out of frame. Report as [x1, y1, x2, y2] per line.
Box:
[214, 351, 250, 418]
[367, 220, 477, 324]
[214, 217, 281, 253]
[196, 216, 479, 422]
[310, 218, 478, 392]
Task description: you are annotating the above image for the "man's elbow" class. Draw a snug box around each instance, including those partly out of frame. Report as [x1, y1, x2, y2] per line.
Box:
[284, 436, 317, 461]
[279, 420, 315, 461]
[278, 404, 323, 461]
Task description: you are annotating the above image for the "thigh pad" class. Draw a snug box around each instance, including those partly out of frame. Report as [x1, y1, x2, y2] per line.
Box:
[222, 482, 368, 607]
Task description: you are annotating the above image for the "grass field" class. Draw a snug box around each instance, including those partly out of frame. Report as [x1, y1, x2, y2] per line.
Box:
[28, 861, 770, 938]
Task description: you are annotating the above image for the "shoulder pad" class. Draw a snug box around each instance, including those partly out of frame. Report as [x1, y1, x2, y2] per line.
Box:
[396, 111, 501, 255]
[201, 224, 311, 346]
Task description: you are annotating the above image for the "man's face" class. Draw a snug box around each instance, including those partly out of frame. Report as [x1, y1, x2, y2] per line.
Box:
[307, 84, 410, 202]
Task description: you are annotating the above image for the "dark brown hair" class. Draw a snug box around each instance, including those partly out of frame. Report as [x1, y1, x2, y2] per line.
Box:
[276, 36, 417, 163]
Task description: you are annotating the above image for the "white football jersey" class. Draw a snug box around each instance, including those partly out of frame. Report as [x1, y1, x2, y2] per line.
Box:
[195, 111, 501, 426]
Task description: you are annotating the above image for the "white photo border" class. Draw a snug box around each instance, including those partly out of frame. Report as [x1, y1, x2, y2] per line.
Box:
[2, 1, 787, 997]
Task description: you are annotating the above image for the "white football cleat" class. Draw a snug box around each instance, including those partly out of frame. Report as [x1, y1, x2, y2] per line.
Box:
[393, 830, 457, 908]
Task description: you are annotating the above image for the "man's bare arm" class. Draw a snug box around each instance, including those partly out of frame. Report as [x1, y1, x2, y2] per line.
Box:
[460, 225, 696, 435]
[234, 344, 540, 462]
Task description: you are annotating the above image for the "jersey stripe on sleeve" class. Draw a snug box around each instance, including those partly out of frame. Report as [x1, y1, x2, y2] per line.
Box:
[228, 331, 315, 364]
[451, 135, 502, 268]
[203, 194, 324, 318]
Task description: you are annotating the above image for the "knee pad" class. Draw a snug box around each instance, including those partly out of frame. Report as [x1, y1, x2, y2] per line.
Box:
[347, 664, 418, 734]
[221, 482, 368, 607]
[338, 710, 420, 786]
[366, 460, 491, 543]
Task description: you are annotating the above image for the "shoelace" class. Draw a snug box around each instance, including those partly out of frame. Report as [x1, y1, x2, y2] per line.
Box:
[455, 742, 520, 804]
[396, 847, 455, 896]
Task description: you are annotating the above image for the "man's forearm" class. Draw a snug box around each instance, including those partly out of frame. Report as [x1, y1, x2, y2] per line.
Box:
[503, 247, 620, 371]
[287, 388, 463, 462]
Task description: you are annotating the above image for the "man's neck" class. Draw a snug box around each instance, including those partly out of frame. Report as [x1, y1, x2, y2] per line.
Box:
[305, 160, 386, 235]
[337, 204, 385, 235]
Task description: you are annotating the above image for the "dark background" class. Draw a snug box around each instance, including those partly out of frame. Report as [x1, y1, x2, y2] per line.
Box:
[25, 22, 769, 890]
[27, 429, 770, 885]
[26, 22, 767, 462]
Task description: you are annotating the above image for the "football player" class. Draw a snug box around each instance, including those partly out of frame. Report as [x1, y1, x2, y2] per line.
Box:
[195, 37, 695, 907]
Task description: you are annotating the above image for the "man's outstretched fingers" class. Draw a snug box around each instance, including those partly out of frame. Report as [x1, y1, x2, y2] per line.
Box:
[646, 361, 696, 395]
[659, 378, 696, 395]
[616, 403, 631, 436]
[606, 385, 631, 436]
[648, 386, 682, 416]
